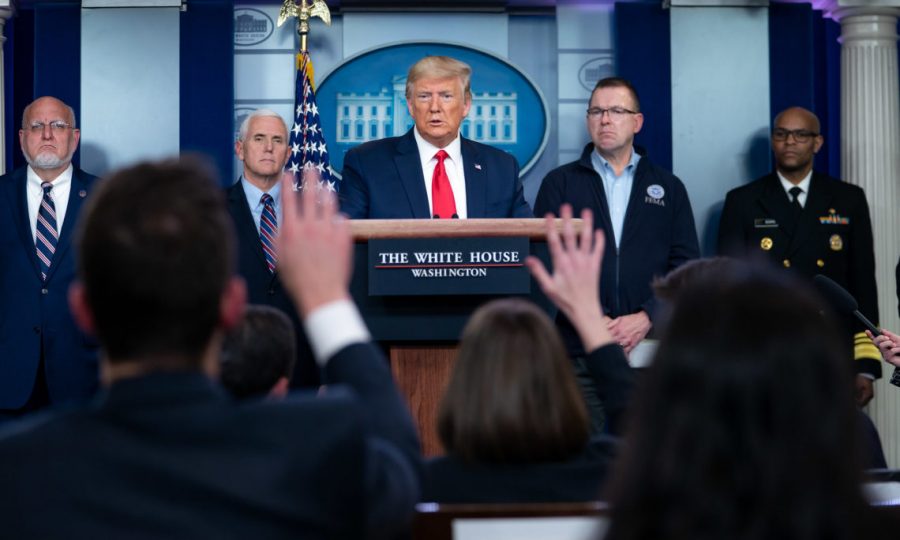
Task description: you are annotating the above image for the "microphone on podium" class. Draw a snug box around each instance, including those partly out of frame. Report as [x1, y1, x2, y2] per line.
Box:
[812, 274, 900, 387]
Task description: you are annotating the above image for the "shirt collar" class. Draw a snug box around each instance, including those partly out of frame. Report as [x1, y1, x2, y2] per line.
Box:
[413, 127, 462, 167]
[27, 163, 73, 191]
[240, 175, 282, 208]
[776, 170, 812, 195]
[591, 146, 640, 175]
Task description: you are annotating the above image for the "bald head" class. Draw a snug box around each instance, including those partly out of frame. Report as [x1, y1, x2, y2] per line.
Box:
[773, 107, 820, 134]
[771, 106, 824, 183]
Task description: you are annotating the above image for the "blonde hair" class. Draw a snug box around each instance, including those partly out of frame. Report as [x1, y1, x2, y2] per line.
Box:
[405, 56, 472, 100]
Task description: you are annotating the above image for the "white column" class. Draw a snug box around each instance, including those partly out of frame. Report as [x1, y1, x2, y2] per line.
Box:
[834, 5, 900, 467]
[0, 1, 15, 175]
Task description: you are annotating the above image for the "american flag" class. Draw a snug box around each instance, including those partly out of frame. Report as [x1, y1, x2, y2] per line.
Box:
[286, 51, 336, 192]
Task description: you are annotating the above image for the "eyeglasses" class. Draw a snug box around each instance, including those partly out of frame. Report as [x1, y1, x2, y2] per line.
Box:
[772, 128, 818, 143]
[587, 107, 638, 120]
[26, 121, 73, 134]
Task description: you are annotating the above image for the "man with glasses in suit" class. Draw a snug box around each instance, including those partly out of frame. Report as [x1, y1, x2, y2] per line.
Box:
[718, 106, 882, 406]
[0, 96, 99, 416]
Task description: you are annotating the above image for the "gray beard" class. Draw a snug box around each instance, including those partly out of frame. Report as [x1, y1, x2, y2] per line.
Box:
[23, 151, 69, 170]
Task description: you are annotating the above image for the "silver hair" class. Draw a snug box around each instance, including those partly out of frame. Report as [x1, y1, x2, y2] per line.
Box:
[238, 109, 287, 141]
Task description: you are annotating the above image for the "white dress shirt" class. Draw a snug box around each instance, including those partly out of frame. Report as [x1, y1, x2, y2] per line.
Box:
[413, 128, 468, 219]
[777, 170, 812, 208]
[27, 164, 73, 242]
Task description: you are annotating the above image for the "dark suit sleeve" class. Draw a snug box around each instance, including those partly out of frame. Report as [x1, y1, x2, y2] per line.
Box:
[323, 342, 422, 537]
[582, 344, 634, 436]
[533, 170, 564, 217]
[507, 158, 534, 218]
[847, 187, 881, 378]
[338, 149, 370, 219]
[716, 190, 745, 256]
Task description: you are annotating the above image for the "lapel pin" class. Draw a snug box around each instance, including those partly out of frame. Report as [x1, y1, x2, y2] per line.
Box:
[474, 163, 482, 170]
[79, 189, 87, 198]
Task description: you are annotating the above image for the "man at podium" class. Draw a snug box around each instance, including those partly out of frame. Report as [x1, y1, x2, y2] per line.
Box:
[339, 55, 532, 220]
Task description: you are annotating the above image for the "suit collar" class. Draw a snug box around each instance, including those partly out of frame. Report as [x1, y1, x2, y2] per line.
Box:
[755, 173, 797, 239]
[461, 137, 487, 218]
[46, 168, 90, 282]
[227, 180, 278, 281]
[394, 129, 432, 219]
[785, 172, 835, 256]
[3, 167, 41, 277]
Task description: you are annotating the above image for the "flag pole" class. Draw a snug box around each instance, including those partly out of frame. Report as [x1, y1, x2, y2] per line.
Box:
[277, 0, 332, 54]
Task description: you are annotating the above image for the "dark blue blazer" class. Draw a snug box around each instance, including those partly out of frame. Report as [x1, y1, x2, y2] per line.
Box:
[226, 181, 319, 388]
[0, 166, 99, 409]
[339, 129, 533, 219]
[0, 342, 422, 539]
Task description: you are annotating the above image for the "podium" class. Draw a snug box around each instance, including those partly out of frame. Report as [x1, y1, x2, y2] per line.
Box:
[350, 218, 564, 456]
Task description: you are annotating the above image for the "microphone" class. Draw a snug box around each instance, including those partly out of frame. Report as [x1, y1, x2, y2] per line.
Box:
[812, 274, 900, 387]
[813, 275, 879, 336]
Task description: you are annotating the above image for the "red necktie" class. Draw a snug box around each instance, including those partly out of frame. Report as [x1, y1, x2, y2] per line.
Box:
[431, 150, 457, 219]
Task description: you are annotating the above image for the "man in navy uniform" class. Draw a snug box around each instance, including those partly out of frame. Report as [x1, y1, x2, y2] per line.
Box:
[534, 77, 700, 431]
[718, 106, 881, 406]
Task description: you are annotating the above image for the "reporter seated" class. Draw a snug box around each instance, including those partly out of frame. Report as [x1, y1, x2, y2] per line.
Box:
[423, 206, 633, 504]
[221, 304, 296, 400]
[0, 159, 420, 539]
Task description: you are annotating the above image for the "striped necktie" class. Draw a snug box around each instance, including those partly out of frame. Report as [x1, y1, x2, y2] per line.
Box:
[35, 181, 59, 281]
[259, 193, 278, 274]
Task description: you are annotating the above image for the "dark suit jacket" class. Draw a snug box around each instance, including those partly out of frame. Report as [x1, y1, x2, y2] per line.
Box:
[423, 344, 630, 503]
[0, 166, 99, 409]
[717, 171, 880, 378]
[339, 129, 532, 219]
[0, 342, 421, 539]
[226, 181, 319, 387]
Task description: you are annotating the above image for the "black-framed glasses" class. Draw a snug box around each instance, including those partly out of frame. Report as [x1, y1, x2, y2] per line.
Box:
[587, 107, 638, 120]
[772, 128, 818, 143]
[26, 121, 73, 134]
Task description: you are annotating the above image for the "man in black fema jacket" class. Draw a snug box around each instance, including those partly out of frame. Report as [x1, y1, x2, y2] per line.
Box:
[534, 77, 699, 432]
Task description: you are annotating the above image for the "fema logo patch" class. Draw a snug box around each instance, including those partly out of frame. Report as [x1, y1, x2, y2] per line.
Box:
[647, 184, 665, 199]
[316, 42, 551, 179]
[234, 8, 274, 47]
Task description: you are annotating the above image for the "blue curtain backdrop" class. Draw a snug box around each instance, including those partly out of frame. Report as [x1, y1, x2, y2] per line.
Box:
[614, 1, 673, 172]
[180, 0, 234, 186]
[769, 2, 841, 178]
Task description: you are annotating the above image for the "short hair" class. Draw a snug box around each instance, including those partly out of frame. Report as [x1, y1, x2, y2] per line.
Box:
[437, 298, 589, 464]
[21, 96, 77, 129]
[76, 156, 235, 363]
[591, 77, 641, 112]
[604, 267, 869, 540]
[238, 109, 286, 142]
[405, 56, 472, 101]
[220, 305, 297, 399]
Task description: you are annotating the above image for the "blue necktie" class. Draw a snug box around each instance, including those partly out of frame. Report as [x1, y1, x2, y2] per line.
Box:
[259, 193, 278, 274]
[35, 182, 59, 281]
